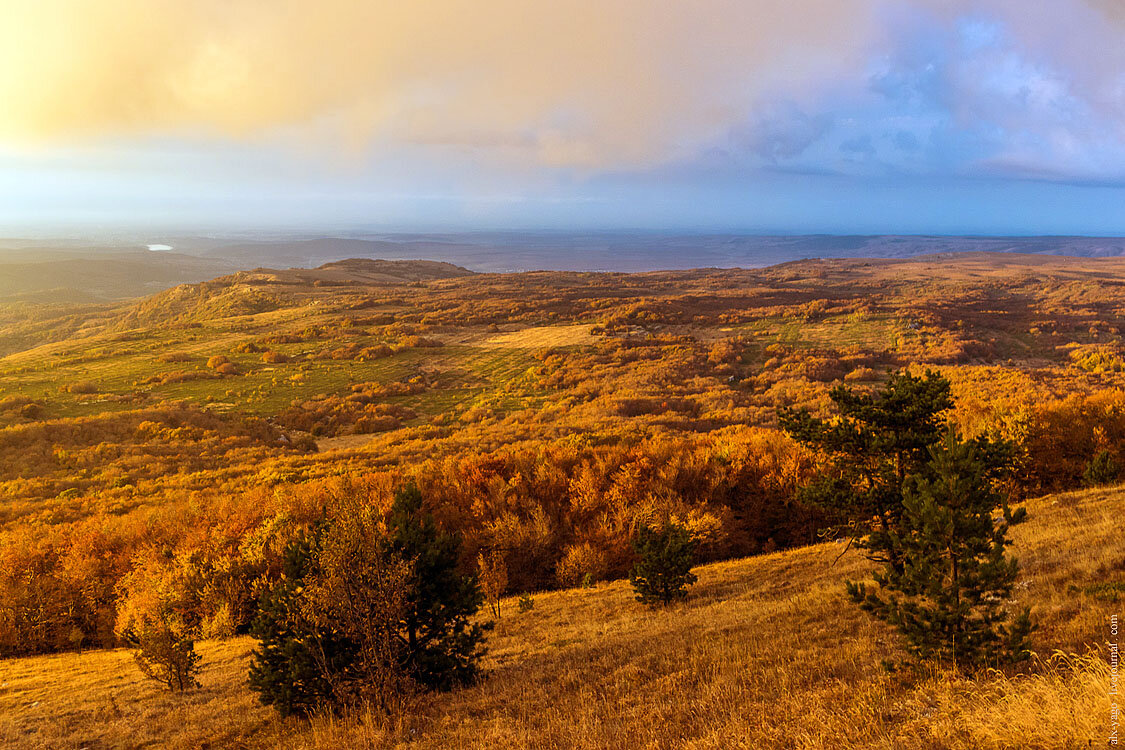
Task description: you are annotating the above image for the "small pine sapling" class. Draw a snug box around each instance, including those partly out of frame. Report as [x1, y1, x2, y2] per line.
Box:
[629, 521, 698, 606]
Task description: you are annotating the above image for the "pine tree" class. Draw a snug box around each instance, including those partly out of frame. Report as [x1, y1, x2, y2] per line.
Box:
[1083, 449, 1121, 486]
[628, 521, 698, 606]
[782, 370, 1032, 667]
[847, 436, 1034, 667]
[247, 529, 361, 717]
[387, 483, 486, 691]
[780, 369, 954, 572]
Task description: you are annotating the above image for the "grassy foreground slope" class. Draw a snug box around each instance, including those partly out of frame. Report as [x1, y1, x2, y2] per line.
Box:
[2, 484, 1116, 750]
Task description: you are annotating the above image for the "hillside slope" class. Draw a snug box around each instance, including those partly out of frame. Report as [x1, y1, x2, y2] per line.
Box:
[111, 258, 475, 330]
[1, 485, 1115, 750]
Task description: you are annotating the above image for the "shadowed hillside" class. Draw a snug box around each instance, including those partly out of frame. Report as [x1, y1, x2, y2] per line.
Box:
[0, 250, 234, 302]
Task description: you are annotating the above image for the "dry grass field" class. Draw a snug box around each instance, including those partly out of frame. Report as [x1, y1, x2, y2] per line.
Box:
[2, 484, 1116, 750]
[477, 324, 598, 349]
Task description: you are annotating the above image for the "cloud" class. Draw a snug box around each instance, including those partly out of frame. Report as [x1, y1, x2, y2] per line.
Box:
[698, 1, 1125, 184]
[1, 0, 1123, 180]
[730, 103, 833, 163]
[0, 0, 887, 166]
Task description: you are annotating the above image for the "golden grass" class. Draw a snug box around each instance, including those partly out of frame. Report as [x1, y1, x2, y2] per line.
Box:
[0, 638, 270, 749]
[476, 324, 596, 349]
[1, 486, 1118, 749]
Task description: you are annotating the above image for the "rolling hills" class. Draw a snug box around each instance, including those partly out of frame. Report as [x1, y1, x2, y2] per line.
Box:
[9, 233, 1125, 302]
[0, 247, 235, 302]
[0, 252, 1121, 748]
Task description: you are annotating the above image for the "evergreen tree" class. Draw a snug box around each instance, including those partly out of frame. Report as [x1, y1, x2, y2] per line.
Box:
[250, 528, 355, 715]
[247, 529, 361, 717]
[782, 370, 1032, 667]
[1083, 449, 1121, 486]
[847, 436, 1034, 667]
[387, 483, 486, 691]
[779, 369, 954, 572]
[628, 521, 698, 606]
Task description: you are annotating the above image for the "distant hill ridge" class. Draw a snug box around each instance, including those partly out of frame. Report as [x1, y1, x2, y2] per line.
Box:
[8, 234, 1125, 300]
[112, 258, 475, 329]
[0, 251, 234, 302]
[233, 257, 475, 285]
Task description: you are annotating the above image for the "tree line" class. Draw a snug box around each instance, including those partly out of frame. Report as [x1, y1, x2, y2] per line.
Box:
[5, 368, 1121, 661]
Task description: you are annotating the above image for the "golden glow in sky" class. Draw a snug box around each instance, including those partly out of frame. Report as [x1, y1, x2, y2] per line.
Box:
[0, 0, 883, 166]
[3, 0, 1125, 232]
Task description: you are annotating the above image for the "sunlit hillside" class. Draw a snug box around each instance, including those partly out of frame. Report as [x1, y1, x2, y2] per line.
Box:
[1, 483, 1116, 750]
[4, 255, 1125, 656]
[7, 1, 1125, 746]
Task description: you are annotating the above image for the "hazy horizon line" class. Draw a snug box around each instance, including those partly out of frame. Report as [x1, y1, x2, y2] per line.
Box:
[6, 227, 1125, 243]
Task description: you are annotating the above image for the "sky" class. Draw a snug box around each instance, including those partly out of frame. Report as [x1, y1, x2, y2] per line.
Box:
[3, 0, 1125, 234]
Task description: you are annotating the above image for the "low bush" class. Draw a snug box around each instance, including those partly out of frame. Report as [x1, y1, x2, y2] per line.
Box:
[61, 381, 99, 394]
[556, 542, 607, 588]
[1083, 450, 1121, 486]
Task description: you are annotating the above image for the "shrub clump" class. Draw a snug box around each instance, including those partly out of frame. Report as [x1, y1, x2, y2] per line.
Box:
[555, 542, 607, 588]
[143, 369, 220, 386]
[114, 555, 202, 693]
[248, 522, 412, 715]
[1083, 450, 1121, 487]
[248, 483, 486, 717]
[0, 395, 45, 422]
[61, 381, 99, 394]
